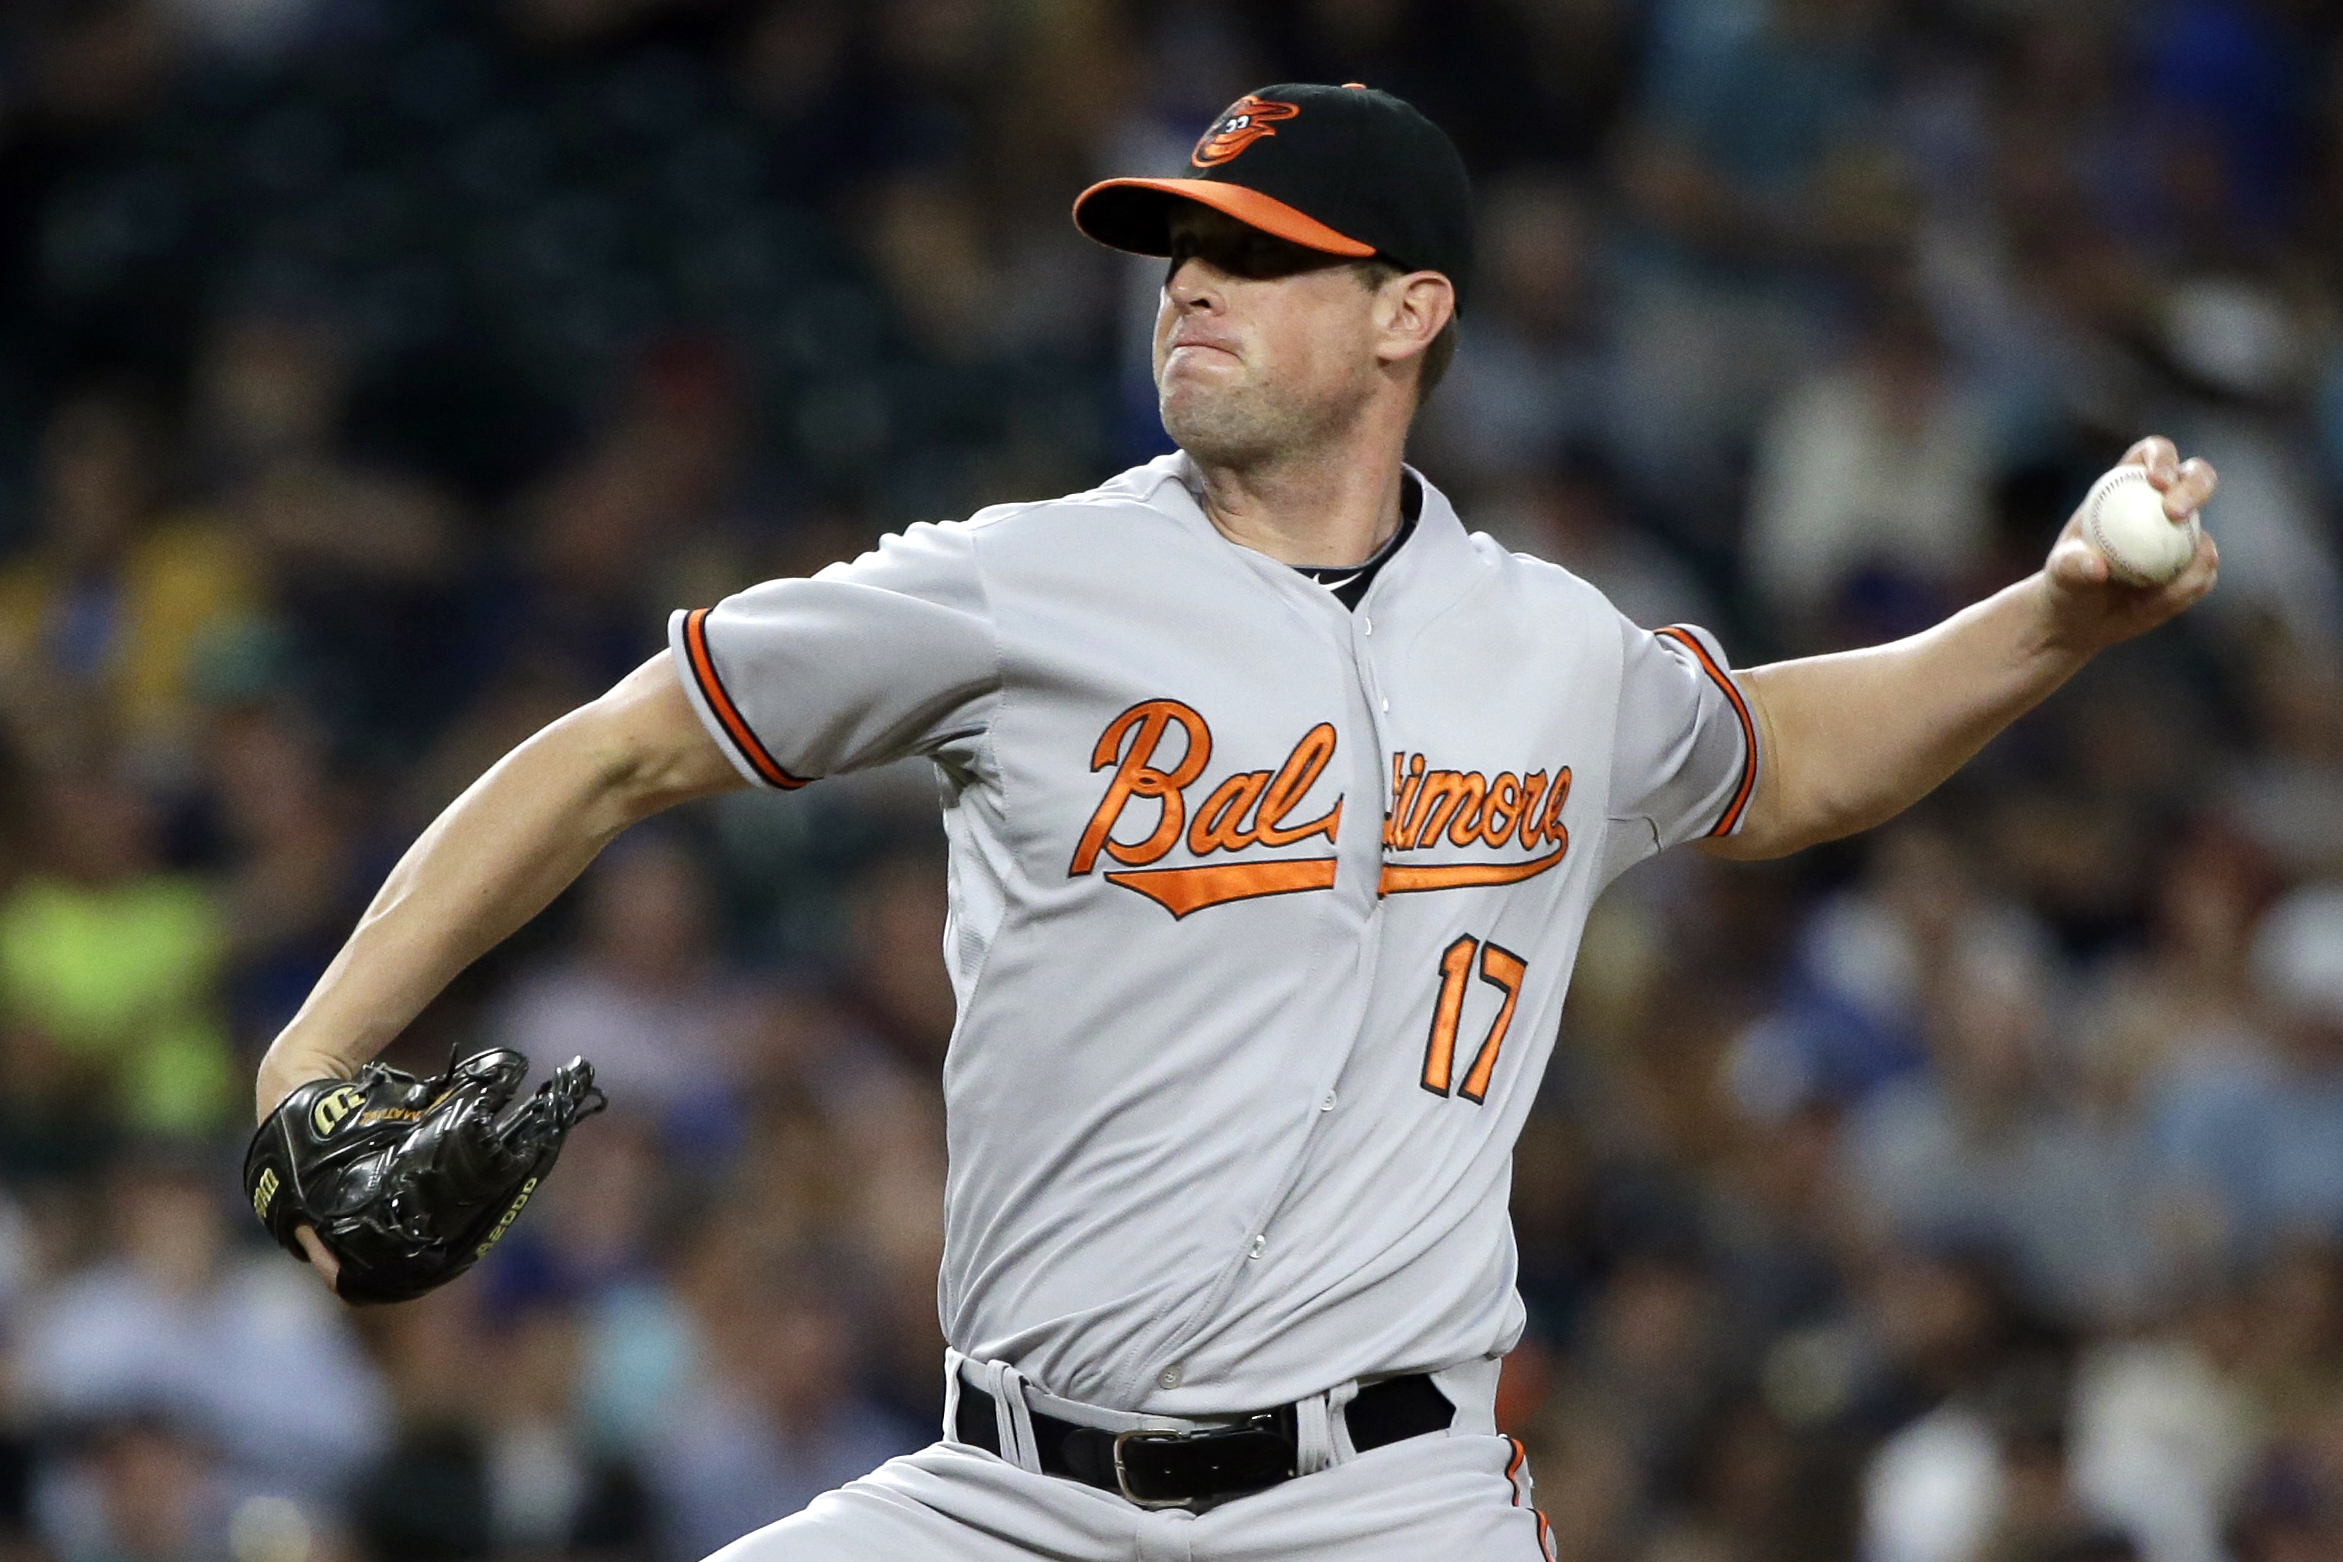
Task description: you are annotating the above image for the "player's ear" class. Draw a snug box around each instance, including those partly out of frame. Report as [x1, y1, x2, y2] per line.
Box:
[1374, 271, 1454, 370]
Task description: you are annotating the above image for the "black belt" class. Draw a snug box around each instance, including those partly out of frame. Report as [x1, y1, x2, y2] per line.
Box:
[956, 1372, 1453, 1509]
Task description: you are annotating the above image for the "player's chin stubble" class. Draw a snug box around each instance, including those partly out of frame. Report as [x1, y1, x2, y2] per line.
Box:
[1159, 371, 1363, 470]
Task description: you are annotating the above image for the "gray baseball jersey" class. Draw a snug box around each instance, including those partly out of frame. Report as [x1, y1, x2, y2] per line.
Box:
[668, 452, 1756, 1416]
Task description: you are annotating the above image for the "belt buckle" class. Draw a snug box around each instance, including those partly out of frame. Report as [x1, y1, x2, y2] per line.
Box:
[1109, 1415, 1292, 1511]
[1111, 1428, 1202, 1511]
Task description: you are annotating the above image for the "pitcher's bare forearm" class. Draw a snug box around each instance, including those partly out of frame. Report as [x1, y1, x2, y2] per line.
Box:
[255, 653, 745, 1117]
[1712, 439, 2218, 860]
[1713, 574, 2088, 857]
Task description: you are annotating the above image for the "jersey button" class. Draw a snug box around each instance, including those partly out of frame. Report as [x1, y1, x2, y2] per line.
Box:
[1320, 1091, 1337, 1112]
[1362, 615, 1374, 635]
[1247, 1234, 1267, 1259]
[1158, 1363, 1183, 1389]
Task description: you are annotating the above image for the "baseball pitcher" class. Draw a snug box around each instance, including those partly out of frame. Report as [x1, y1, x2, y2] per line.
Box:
[254, 84, 2218, 1560]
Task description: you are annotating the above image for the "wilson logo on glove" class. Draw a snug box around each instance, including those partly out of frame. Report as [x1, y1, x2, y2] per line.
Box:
[310, 1086, 364, 1137]
[245, 1050, 604, 1305]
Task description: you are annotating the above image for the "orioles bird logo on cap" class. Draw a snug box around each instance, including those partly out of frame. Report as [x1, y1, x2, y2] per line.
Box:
[1192, 95, 1299, 168]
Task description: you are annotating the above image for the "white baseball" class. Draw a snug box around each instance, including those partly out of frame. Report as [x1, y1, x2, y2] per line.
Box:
[2079, 464, 2200, 586]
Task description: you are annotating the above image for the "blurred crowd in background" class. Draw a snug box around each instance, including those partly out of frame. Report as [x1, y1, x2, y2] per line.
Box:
[0, 2, 2342, 1562]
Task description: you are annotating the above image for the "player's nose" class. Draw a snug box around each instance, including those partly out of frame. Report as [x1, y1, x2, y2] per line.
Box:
[1165, 256, 1226, 311]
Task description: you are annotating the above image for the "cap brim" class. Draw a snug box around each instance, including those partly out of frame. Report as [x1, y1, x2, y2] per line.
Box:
[1072, 178, 1376, 259]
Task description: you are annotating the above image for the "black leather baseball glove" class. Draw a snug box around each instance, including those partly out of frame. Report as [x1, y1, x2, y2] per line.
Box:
[244, 1049, 605, 1304]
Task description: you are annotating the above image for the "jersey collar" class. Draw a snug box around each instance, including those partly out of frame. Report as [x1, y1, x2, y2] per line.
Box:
[1140, 448, 1472, 557]
[1125, 452, 1487, 633]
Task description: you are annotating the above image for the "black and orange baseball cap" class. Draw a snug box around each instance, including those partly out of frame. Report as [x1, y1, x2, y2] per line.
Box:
[1074, 83, 1474, 311]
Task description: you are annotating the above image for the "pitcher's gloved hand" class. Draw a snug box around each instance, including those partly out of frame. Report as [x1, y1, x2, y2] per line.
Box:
[244, 1049, 605, 1304]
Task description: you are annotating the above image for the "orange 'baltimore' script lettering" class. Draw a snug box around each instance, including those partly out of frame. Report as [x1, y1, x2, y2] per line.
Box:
[1378, 754, 1572, 895]
[1071, 701, 1343, 917]
[1070, 700, 1213, 875]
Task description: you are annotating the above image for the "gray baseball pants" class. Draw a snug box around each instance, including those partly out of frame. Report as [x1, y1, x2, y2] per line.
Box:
[705, 1356, 1556, 1561]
